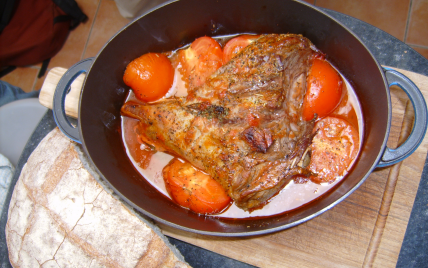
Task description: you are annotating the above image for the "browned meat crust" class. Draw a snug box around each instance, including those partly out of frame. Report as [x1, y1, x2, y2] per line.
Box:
[121, 34, 321, 211]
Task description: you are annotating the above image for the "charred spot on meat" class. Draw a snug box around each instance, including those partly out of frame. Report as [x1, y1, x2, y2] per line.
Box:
[121, 34, 322, 211]
[242, 126, 273, 153]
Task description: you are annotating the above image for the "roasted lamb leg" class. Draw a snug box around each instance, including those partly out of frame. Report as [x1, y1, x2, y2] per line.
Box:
[121, 34, 321, 211]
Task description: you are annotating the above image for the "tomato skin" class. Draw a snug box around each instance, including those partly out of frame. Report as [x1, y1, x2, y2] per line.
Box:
[309, 116, 359, 183]
[123, 53, 174, 102]
[222, 35, 260, 63]
[162, 158, 231, 214]
[302, 59, 343, 121]
[178, 36, 223, 89]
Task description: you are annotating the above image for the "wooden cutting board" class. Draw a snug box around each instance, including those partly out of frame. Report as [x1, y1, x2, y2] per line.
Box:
[39, 67, 428, 268]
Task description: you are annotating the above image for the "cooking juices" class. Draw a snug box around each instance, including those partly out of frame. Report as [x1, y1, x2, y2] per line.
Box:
[121, 34, 363, 218]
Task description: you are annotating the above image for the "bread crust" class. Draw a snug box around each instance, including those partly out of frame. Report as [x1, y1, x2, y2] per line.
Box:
[6, 128, 190, 268]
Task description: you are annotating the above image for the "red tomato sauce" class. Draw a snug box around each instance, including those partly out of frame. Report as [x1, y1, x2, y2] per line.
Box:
[122, 117, 155, 169]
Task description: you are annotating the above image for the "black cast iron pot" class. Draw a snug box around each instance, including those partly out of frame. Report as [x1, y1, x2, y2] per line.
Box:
[53, 0, 427, 236]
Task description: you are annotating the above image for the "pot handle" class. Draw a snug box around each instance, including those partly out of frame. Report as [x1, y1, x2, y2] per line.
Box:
[377, 68, 428, 167]
[53, 58, 94, 144]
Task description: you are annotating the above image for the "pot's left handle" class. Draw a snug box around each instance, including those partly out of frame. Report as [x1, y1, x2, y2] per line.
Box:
[53, 58, 94, 144]
[377, 68, 428, 167]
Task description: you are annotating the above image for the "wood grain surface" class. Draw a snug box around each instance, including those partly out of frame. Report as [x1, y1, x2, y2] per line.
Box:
[39, 67, 428, 268]
[39, 67, 85, 119]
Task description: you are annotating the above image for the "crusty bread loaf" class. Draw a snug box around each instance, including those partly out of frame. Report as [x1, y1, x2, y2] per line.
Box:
[6, 128, 190, 268]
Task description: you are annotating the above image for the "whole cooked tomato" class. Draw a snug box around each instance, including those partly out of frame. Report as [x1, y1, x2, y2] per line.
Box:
[178, 36, 223, 89]
[123, 52, 174, 102]
[162, 158, 231, 214]
[302, 58, 343, 121]
[222, 35, 260, 63]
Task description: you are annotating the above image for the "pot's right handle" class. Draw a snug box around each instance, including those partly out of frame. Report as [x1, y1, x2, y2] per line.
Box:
[377, 68, 428, 167]
[53, 58, 94, 144]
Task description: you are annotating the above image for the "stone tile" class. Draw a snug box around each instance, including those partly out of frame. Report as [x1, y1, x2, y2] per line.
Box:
[315, 0, 411, 41]
[83, 0, 130, 59]
[33, 71, 49, 91]
[406, 0, 428, 47]
[2, 67, 39, 93]
[49, 0, 100, 69]
[410, 45, 428, 60]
